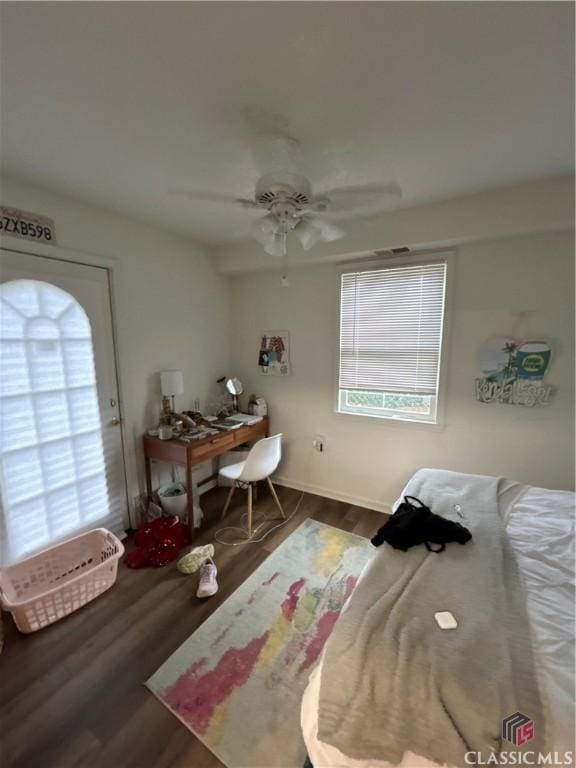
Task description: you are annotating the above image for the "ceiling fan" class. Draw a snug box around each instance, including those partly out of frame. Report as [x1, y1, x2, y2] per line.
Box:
[171, 172, 402, 257]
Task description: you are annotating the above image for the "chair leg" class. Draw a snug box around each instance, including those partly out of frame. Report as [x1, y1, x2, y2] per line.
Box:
[221, 483, 236, 520]
[247, 483, 253, 537]
[266, 477, 285, 518]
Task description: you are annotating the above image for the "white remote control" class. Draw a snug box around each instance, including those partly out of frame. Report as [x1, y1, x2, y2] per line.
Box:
[434, 611, 458, 629]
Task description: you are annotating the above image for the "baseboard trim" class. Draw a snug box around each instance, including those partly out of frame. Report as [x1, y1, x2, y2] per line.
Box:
[273, 475, 392, 515]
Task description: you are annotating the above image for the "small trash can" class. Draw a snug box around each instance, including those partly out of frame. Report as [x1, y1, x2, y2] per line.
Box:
[158, 482, 188, 516]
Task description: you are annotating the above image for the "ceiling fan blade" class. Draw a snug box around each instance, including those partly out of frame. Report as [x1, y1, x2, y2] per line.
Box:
[169, 189, 262, 210]
[311, 182, 402, 216]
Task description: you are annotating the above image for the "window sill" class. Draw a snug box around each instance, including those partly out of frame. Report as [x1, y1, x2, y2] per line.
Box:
[333, 408, 446, 432]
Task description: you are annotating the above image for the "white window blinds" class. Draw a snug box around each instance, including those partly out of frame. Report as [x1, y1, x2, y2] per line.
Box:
[0, 279, 114, 565]
[339, 262, 447, 396]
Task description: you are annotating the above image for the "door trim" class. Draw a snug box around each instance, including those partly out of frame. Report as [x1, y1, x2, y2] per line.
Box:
[0, 239, 133, 528]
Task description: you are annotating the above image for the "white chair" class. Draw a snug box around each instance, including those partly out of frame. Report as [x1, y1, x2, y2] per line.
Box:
[219, 433, 284, 537]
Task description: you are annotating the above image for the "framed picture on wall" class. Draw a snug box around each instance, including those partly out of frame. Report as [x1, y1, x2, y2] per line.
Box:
[259, 331, 291, 376]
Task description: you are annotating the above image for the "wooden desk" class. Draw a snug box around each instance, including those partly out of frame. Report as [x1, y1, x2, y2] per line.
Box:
[143, 417, 269, 539]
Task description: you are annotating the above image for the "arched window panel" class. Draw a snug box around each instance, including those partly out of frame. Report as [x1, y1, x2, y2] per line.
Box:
[2, 446, 44, 504]
[69, 387, 101, 431]
[42, 439, 76, 490]
[2, 280, 42, 318]
[75, 432, 106, 478]
[63, 340, 97, 388]
[35, 392, 71, 442]
[38, 282, 75, 320]
[0, 279, 112, 564]
[0, 395, 36, 452]
[59, 302, 92, 338]
[0, 341, 30, 396]
[8, 497, 50, 558]
[0, 301, 26, 339]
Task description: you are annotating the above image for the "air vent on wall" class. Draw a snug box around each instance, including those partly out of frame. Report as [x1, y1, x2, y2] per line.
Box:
[373, 246, 411, 258]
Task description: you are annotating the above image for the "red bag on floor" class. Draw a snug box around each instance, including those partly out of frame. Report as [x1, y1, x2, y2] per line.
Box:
[125, 515, 190, 569]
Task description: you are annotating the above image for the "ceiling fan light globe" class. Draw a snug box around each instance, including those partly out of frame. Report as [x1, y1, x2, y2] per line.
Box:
[263, 235, 286, 258]
[318, 219, 345, 242]
[295, 216, 345, 249]
[251, 213, 279, 245]
[295, 219, 322, 251]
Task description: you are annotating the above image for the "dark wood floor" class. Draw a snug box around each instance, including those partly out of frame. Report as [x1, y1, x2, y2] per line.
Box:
[0, 485, 383, 768]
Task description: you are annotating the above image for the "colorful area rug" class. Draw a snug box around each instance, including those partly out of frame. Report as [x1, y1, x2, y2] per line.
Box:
[146, 518, 374, 768]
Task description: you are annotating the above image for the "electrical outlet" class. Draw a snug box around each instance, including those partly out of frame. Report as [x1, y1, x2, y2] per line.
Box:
[313, 434, 325, 453]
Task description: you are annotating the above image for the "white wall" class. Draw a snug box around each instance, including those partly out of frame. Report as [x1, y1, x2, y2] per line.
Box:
[230, 230, 575, 510]
[0, 175, 231, 521]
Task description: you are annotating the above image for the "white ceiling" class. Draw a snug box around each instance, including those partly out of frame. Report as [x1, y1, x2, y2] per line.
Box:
[1, 2, 573, 246]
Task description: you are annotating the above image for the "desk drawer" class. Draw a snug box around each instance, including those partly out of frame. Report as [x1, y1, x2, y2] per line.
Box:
[233, 422, 266, 445]
[192, 432, 236, 461]
[143, 435, 187, 463]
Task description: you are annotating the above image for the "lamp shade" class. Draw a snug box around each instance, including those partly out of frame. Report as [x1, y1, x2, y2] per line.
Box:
[160, 370, 184, 396]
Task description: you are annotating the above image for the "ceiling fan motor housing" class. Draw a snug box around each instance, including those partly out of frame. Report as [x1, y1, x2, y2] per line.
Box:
[270, 201, 299, 232]
[255, 172, 313, 209]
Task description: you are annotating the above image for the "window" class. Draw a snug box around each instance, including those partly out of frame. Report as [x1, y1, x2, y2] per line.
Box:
[337, 260, 447, 423]
[0, 280, 110, 564]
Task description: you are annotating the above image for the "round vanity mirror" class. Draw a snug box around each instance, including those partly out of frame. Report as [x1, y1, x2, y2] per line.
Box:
[225, 377, 243, 412]
[225, 377, 244, 396]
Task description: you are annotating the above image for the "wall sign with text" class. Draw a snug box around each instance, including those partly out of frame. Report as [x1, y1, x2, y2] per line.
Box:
[475, 337, 554, 407]
[0, 206, 57, 246]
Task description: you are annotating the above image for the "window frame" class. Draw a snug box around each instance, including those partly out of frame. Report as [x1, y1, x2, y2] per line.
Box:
[334, 251, 454, 428]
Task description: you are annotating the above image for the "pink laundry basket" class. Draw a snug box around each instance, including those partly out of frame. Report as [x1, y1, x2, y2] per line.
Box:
[0, 528, 124, 634]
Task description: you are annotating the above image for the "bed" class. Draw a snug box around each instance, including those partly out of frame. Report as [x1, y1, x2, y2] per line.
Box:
[301, 470, 575, 767]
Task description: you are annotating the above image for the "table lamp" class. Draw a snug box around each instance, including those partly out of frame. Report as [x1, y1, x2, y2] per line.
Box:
[160, 370, 184, 414]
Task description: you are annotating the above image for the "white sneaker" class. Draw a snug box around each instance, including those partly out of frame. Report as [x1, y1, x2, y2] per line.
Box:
[196, 558, 218, 599]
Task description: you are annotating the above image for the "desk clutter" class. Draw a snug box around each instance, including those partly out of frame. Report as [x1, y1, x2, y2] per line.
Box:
[148, 413, 264, 443]
[150, 371, 267, 443]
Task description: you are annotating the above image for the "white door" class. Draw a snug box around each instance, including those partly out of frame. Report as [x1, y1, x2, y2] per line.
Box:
[0, 248, 127, 564]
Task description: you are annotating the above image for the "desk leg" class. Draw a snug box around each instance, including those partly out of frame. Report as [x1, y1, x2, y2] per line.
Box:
[145, 456, 153, 501]
[186, 461, 194, 541]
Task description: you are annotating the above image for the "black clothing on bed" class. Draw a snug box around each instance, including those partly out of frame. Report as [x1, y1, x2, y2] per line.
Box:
[371, 495, 472, 553]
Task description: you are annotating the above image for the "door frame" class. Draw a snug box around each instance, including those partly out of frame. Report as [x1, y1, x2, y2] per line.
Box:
[0, 237, 133, 528]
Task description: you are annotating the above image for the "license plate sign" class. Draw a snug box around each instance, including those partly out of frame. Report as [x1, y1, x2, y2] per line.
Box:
[0, 206, 57, 245]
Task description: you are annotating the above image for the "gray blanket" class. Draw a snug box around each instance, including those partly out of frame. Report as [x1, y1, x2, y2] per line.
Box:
[318, 469, 547, 766]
